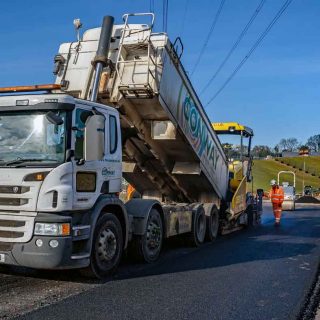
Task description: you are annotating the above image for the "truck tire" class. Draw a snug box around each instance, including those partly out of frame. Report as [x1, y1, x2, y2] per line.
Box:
[130, 209, 163, 263]
[246, 204, 254, 227]
[82, 213, 123, 279]
[205, 206, 219, 242]
[187, 206, 206, 247]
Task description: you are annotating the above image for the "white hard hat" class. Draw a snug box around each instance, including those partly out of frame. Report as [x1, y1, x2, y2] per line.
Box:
[270, 179, 277, 186]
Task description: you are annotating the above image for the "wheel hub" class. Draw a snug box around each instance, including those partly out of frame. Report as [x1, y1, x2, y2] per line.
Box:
[146, 222, 161, 250]
[97, 228, 117, 262]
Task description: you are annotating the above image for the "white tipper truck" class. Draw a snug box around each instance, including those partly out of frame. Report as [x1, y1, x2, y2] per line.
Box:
[0, 13, 260, 278]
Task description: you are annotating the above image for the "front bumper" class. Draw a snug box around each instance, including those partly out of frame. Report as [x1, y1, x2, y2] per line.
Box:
[0, 212, 90, 269]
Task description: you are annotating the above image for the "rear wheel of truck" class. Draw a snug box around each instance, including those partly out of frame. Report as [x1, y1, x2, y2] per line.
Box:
[187, 206, 206, 247]
[130, 208, 163, 263]
[82, 213, 123, 279]
[246, 204, 254, 227]
[205, 206, 219, 242]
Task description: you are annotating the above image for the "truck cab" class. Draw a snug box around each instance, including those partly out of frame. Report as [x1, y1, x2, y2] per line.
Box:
[0, 93, 127, 274]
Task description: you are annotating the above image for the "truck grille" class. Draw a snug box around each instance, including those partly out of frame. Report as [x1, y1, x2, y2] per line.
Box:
[0, 215, 34, 243]
[0, 184, 35, 211]
[0, 242, 13, 251]
[0, 186, 30, 194]
[0, 198, 29, 206]
[0, 231, 24, 238]
[0, 220, 25, 228]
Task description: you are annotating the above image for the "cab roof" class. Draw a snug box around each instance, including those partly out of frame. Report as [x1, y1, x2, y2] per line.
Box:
[212, 122, 254, 137]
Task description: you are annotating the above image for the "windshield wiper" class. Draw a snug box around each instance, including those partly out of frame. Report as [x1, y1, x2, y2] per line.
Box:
[2, 158, 58, 166]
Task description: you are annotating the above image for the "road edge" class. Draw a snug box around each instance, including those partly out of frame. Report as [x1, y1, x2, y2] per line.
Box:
[298, 259, 320, 320]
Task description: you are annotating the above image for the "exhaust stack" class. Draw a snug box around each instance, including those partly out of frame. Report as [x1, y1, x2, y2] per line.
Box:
[90, 15, 114, 102]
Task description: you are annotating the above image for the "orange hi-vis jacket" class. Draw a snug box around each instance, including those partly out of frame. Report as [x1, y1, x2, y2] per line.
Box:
[127, 184, 135, 201]
[269, 187, 284, 204]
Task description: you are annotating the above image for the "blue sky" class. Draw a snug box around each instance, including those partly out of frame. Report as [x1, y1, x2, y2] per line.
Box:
[0, 0, 319, 146]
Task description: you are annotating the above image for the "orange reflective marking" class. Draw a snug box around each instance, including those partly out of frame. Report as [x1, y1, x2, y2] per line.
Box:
[0, 84, 61, 93]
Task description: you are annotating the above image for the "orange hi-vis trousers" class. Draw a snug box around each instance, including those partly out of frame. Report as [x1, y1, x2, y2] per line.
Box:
[269, 187, 284, 223]
[272, 203, 282, 222]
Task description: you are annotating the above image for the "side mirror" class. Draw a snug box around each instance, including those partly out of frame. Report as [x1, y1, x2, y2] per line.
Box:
[84, 114, 105, 161]
[46, 111, 64, 125]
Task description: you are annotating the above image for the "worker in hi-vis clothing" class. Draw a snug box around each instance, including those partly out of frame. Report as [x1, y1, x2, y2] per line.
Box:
[269, 179, 284, 225]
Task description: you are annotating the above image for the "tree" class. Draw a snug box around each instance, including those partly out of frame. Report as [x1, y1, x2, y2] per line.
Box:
[221, 143, 232, 158]
[278, 138, 288, 151]
[221, 143, 241, 159]
[286, 138, 299, 151]
[274, 145, 280, 155]
[277, 138, 299, 152]
[306, 134, 320, 152]
[252, 145, 271, 158]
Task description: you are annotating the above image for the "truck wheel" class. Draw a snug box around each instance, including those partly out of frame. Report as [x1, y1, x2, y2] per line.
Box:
[246, 205, 254, 227]
[131, 209, 163, 263]
[83, 213, 123, 279]
[205, 206, 219, 242]
[187, 206, 206, 247]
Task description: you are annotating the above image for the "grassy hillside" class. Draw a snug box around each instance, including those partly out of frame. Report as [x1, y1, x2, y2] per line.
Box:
[277, 156, 320, 177]
[251, 158, 320, 193]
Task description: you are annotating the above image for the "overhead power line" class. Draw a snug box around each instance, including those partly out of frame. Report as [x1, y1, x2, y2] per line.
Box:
[200, 0, 266, 96]
[205, 0, 294, 107]
[163, 0, 169, 32]
[163, 0, 165, 31]
[180, 0, 190, 37]
[190, 0, 226, 76]
[166, 0, 169, 32]
[149, 0, 155, 13]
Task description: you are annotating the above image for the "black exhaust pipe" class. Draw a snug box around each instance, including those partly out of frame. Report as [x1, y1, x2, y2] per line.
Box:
[91, 15, 114, 102]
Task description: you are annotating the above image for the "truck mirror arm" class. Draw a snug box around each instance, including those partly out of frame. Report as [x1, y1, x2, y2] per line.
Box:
[71, 126, 81, 131]
[65, 149, 85, 165]
[76, 159, 85, 166]
[65, 149, 75, 162]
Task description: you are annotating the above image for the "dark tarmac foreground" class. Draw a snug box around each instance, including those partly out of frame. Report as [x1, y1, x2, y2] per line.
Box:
[0, 204, 319, 320]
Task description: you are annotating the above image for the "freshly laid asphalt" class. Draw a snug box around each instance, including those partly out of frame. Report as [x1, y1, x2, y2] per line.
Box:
[2, 204, 319, 320]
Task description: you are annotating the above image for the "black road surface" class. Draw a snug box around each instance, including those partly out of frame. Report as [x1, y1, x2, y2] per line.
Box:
[0, 204, 319, 320]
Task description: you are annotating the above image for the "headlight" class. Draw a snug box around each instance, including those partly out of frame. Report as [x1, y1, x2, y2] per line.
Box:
[34, 223, 70, 236]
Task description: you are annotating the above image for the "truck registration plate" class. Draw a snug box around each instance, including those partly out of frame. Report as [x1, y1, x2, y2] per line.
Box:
[0, 254, 5, 263]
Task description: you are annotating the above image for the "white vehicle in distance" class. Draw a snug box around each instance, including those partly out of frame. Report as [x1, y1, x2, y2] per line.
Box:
[278, 171, 296, 211]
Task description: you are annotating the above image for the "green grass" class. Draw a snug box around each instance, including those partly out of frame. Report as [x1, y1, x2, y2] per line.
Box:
[251, 157, 320, 193]
[276, 156, 320, 177]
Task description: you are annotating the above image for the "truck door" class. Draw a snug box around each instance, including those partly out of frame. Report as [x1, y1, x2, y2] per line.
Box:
[71, 105, 121, 210]
[103, 111, 122, 194]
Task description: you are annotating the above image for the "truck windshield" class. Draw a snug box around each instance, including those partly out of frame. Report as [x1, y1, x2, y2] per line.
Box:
[0, 111, 67, 165]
